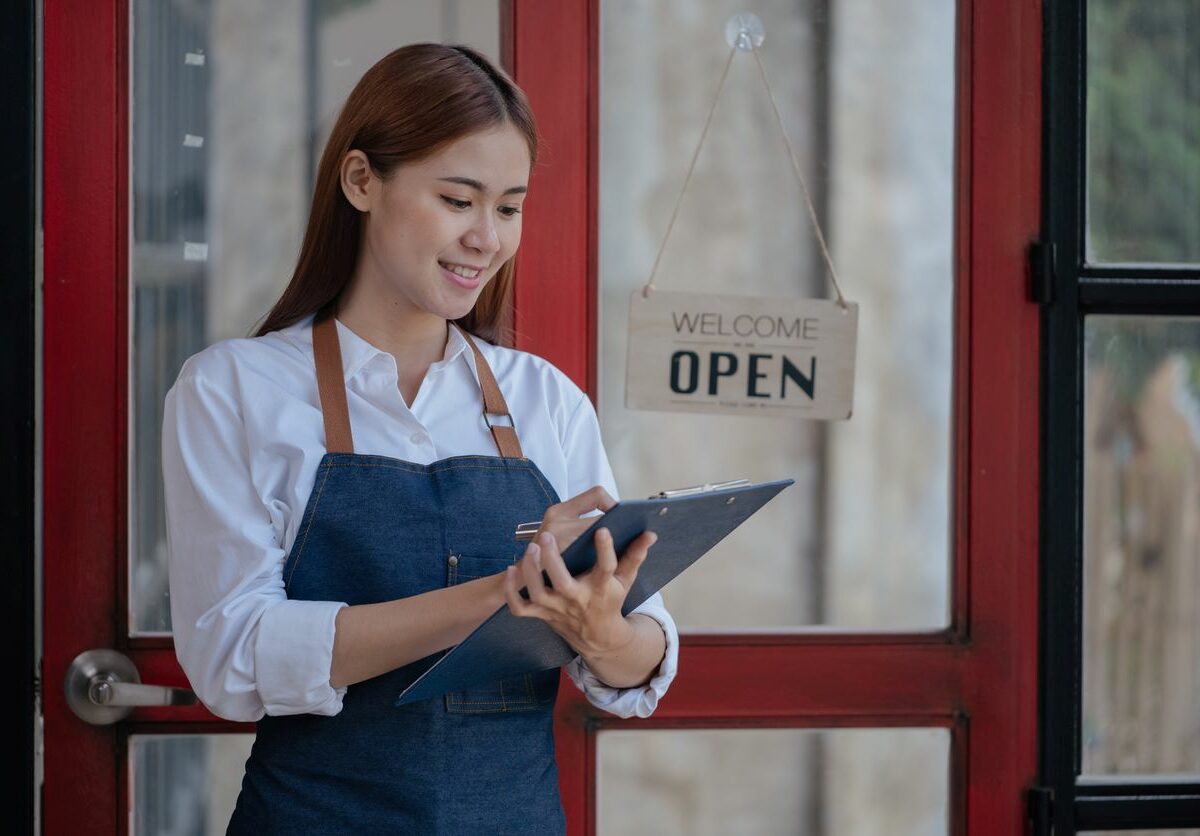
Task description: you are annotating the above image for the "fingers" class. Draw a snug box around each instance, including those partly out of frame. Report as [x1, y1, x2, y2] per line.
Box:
[534, 518, 593, 554]
[544, 484, 616, 521]
[503, 560, 532, 616]
[591, 527, 618, 582]
[519, 542, 550, 605]
[611, 530, 658, 590]
[536, 532, 579, 596]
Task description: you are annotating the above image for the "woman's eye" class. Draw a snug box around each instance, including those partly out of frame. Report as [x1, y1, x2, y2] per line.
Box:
[442, 195, 520, 217]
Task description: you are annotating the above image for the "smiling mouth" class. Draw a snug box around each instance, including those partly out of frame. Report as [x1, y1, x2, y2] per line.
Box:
[439, 261, 484, 289]
[438, 261, 484, 279]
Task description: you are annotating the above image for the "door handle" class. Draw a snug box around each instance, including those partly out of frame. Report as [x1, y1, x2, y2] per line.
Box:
[64, 648, 197, 725]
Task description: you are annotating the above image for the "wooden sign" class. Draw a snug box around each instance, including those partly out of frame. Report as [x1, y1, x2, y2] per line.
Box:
[626, 289, 858, 419]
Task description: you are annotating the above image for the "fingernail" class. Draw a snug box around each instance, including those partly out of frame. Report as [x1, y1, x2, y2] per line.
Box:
[598, 527, 611, 542]
[648, 532, 658, 545]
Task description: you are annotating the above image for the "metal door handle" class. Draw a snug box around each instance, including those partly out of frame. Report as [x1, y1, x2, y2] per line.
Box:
[64, 648, 197, 725]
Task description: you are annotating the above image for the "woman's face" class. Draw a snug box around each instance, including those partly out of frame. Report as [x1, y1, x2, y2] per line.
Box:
[342, 122, 531, 321]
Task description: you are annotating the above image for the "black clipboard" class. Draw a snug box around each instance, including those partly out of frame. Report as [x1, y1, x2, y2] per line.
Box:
[394, 477, 793, 706]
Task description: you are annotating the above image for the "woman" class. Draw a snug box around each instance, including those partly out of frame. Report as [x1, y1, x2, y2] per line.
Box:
[161, 43, 678, 833]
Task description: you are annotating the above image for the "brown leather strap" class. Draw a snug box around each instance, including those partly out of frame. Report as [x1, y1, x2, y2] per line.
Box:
[312, 301, 355, 453]
[309, 302, 524, 459]
[451, 322, 525, 459]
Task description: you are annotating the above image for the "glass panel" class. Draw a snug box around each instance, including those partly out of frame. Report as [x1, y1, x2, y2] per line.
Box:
[128, 1, 501, 634]
[599, 1, 955, 627]
[597, 727, 950, 836]
[1086, 0, 1200, 264]
[129, 734, 254, 835]
[1082, 316, 1200, 775]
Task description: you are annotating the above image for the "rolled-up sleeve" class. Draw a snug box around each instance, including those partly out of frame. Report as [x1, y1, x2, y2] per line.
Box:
[558, 390, 680, 718]
[162, 366, 349, 722]
[564, 591, 679, 719]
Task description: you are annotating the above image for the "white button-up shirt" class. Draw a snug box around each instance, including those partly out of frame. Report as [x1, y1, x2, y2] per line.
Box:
[161, 312, 679, 723]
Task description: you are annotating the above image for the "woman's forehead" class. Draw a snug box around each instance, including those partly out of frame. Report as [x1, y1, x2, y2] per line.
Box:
[416, 125, 532, 187]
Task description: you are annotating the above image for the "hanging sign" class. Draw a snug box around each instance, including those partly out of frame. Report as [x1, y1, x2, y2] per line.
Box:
[626, 289, 858, 419]
[622, 13, 859, 421]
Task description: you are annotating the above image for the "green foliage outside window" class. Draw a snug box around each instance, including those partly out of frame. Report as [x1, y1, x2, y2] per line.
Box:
[1087, 0, 1200, 264]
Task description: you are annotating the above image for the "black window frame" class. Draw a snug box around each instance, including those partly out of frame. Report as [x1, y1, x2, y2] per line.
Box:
[2, 0, 38, 834]
[1038, 0, 1200, 832]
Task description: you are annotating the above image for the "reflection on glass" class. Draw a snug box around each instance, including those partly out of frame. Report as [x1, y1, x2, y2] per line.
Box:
[599, 0, 955, 628]
[129, 1, 500, 634]
[130, 734, 254, 835]
[597, 727, 950, 836]
[1087, 0, 1200, 263]
[1083, 316, 1200, 775]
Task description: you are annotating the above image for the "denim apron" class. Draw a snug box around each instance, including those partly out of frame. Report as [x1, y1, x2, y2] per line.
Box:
[226, 303, 566, 835]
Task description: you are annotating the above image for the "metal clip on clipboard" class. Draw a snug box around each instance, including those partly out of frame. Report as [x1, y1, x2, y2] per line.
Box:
[513, 479, 752, 541]
[651, 479, 751, 498]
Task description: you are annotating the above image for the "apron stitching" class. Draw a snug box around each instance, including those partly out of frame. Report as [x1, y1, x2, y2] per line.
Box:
[525, 470, 555, 505]
[285, 460, 334, 588]
[321, 460, 531, 473]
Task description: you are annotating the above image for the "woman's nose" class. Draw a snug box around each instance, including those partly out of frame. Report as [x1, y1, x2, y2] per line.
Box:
[463, 214, 501, 255]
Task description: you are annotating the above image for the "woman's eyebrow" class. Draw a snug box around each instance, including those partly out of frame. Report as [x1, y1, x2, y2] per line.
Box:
[437, 176, 527, 196]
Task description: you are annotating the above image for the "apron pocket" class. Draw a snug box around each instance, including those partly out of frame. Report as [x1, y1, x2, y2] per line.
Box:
[444, 553, 560, 714]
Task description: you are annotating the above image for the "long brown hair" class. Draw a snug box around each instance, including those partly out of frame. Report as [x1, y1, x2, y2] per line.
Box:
[250, 43, 538, 345]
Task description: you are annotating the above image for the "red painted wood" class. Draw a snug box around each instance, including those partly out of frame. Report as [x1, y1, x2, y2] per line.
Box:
[43, 0, 124, 833]
[642, 643, 967, 720]
[508, 0, 593, 392]
[553, 676, 591, 836]
[507, 3, 597, 832]
[951, 0, 975, 643]
[959, 0, 1042, 830]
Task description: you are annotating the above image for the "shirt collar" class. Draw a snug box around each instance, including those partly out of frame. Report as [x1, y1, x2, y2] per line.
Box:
[284, 312, 473, 383]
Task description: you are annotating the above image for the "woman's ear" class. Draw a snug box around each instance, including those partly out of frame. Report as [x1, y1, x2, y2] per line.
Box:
[340, 149, 374, 213]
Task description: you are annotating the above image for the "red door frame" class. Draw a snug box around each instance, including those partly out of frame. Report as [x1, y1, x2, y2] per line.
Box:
[508, 1, 1042, 833]
[42, 0, 1039, 833]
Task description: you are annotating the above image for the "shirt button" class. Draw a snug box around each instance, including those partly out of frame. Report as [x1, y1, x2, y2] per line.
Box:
[410, 431, 427, 444]
[447, 554, 459, 567]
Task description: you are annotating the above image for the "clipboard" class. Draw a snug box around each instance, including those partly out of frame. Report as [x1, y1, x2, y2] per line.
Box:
[394, 477, 794, 706]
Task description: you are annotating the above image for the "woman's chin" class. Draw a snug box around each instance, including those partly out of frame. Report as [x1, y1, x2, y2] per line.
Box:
[439, 288, 487, 320]
[433, 298, 479, 322]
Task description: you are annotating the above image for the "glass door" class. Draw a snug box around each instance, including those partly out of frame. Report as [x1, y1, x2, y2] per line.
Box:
[42, 0, 1045, 832]
[544, 0, 1044, 832]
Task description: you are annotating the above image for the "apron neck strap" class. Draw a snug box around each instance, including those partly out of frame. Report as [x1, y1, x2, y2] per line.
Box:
[311, 301, 524, 460]
[312, 303, 355, 454]
[449, 321, 524, 460]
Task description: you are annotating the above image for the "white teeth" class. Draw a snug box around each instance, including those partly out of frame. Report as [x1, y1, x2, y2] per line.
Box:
[441, 262, 480, 279]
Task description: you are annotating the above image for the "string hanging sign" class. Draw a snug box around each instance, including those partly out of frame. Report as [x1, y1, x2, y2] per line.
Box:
[625, 13, 858, 420]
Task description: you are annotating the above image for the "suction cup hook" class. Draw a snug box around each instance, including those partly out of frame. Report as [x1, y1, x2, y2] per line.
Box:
[725, 13, 765, 51]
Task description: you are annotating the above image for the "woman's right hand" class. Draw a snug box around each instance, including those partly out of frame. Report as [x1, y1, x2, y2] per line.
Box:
[531, 485, 616, 557]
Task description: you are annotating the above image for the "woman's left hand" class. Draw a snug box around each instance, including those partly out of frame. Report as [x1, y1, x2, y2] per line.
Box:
[502, 526, 658, 658]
